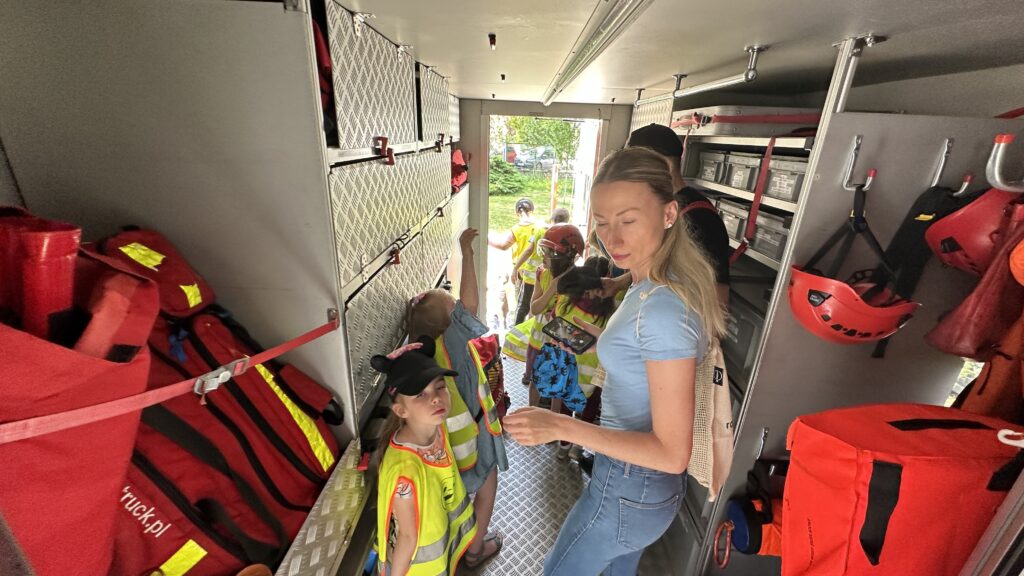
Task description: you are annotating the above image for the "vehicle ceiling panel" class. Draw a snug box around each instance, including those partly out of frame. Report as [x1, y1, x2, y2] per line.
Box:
[339, 0, 1024, 103]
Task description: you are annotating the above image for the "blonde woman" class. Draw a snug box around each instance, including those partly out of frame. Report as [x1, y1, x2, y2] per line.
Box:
[505, 147, 726, 576]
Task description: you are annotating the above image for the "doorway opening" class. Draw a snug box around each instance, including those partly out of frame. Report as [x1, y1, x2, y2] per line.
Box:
[484, 115, 603, 332]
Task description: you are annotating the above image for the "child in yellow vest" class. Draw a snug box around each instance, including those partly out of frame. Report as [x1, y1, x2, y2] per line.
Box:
[405, 228, 506, 569]
[373, 338, 477, 576]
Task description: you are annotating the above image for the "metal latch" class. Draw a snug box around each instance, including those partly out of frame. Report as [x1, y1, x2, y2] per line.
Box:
[434, 133, 446, 152]
[374, 136, 395, 166]
[194, 357, 249, 402]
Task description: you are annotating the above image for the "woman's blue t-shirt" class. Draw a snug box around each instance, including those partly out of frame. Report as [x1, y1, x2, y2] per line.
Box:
[597, 278, 705, 432]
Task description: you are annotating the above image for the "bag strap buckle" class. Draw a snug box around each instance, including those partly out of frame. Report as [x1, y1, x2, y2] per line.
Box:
[193, 357, 250, 403]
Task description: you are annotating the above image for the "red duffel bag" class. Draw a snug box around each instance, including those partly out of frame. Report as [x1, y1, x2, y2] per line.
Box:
[0, 248, 159, 576]
[783, 403, 1024, 576]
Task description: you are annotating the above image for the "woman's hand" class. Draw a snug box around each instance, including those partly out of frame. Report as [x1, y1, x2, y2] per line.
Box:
[460, 227, 480, 250]
[504, 407, 568, 446]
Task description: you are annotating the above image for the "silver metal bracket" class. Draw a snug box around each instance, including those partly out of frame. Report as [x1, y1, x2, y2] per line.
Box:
[352, 12, 375, 38]
[327, 308, 340, 322]
[743, 45, 767, 81]
[930, 138, 955, 187]
[754, 427, 770, 461]
[360, 254, 371, 283]
[397, 45, 413, 61]
[194, 358, 249, 396]
[830, 34, 887, 113]
[842, 134, 877, 191]
[282, 0, 307, 12]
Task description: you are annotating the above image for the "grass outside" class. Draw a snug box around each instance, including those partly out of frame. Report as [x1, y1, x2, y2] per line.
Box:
[489, 173, 576, 232]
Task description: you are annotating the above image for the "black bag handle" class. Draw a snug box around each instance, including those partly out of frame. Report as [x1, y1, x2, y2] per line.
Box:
[860, 460, 903, 566]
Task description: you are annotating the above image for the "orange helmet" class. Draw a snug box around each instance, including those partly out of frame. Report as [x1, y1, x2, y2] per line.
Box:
[539, 223, 584, 259]
[1010, 239, 1024, 286]
[925, 188, 1016, 276]
[788, 185, 920, 344]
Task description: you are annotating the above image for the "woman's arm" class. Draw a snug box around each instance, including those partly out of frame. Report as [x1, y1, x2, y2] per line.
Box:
[388, 488, 419, 576]
[505, 357, 696, 474]
[487, 230, 515, 250]
[458, 228, 480, 316]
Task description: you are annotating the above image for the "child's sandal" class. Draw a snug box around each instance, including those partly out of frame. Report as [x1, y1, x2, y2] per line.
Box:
[464, 532, 503, 569]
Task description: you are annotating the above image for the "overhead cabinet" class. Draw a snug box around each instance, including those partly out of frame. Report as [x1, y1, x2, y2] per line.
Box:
[325, 2, 418, 151]
[418, 64, 451, 144]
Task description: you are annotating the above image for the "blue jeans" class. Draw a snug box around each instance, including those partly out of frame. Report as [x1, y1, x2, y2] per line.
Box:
[544, 454, 685, 576]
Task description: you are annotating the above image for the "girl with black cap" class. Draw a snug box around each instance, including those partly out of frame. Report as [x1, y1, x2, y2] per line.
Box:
[372, 338, 478, 576]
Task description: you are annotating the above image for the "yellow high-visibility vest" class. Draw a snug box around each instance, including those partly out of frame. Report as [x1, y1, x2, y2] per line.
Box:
[435, 338, 503, 472]
[377, 426, 477, 576]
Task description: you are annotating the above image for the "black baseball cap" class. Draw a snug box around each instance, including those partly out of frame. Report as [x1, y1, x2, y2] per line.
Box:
[371, 336, 457, 400]
[627, 123, 683, 158]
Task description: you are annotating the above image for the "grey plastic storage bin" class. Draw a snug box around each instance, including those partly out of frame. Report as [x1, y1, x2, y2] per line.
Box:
[717, 198, 749, 241]
[698, 151, 728, 183]
[766, 155, 808, 203]
[751, 211, 792, 261]
[722, 292, 765, 391]
[725, 152, 762, 191]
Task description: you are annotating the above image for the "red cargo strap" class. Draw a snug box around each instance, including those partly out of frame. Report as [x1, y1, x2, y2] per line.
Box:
[709, 113, 821, 125]
[730, 137, 775, 264]
[680, 200, 718, 216]
[670, 112, 703, 129]
[995, 107, 1024, 119]
[0, 315, 340, 445]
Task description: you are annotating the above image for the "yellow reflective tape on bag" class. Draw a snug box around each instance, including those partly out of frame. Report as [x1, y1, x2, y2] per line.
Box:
[254, 364, 335, 472]
[119, 242, 165, 271]
[180, 284, 203, 309]
[154, 539, 207, 576]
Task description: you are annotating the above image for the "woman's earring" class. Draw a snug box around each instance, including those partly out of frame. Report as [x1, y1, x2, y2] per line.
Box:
[665, 222, 673, 229]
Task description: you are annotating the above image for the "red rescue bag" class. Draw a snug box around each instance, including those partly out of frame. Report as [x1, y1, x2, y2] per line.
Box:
[783, 403, 1023, 576]
[99, 228, 342, 539]
[471, 333, 508, 421]
[0, 247, 159, 576]
[925, 198, 1024, 360]
[110, 453, 280, 576]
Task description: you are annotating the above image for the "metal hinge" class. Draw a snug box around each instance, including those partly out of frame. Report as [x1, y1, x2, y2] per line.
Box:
[353, 12, 375, 37]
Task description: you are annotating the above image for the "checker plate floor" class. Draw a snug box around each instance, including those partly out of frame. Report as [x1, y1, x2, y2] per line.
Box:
[474, 357, 676, 575]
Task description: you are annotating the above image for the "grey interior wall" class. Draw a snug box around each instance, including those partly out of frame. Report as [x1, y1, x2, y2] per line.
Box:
[794, 62, 1024, 117]
[458, 99, 632, 283]
[0, 138, 22, 208]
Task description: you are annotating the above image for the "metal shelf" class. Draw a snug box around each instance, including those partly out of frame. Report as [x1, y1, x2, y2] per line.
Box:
[690, 178, 798, 213]
[729, 238, 781, 271]
[684, 135, 814, 150]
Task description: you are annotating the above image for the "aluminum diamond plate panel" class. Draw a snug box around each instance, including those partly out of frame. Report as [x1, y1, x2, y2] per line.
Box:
[630, 99, 673, 133]
[418, 65, 449, 142]
[344, 261, 407, 415]
[409, 149, 451, 220]
[329, 156, 421, 286]
[449, 94, 461, 142]
[275, 439, 366, 576]
[325, 3, 417, 150]
[405, 212, 451, 287]
[343, 226, 450, 415]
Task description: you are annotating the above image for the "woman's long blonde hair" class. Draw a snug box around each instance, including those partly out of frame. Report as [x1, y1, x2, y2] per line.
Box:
[593, 147, 726, 340]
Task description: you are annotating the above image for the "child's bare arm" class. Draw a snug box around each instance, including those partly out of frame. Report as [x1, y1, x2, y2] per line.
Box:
[389, 489, 418, 576]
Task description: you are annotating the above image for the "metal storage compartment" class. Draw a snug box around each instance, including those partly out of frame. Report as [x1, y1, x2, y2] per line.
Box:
[418, 65, 450, 143]
[722, 292, 765, 391]
[717, 198, 750, 241]
[766, 155, 809, 202]
[670, 105, 821, 137]
[699, 151, 728, 183]
[750, 211, 792, 261]
[449, 94, 461, 142]
[725, 152, 763, 191]
[325, 2, 418, 150]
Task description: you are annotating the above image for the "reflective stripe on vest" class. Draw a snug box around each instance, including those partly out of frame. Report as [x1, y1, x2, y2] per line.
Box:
[253, 364, 336, 472]
[502, 319, 532, 361]
[377, 427, 478, 576]
[442, 375, 478, 472]
[157, 539, 207, 576]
